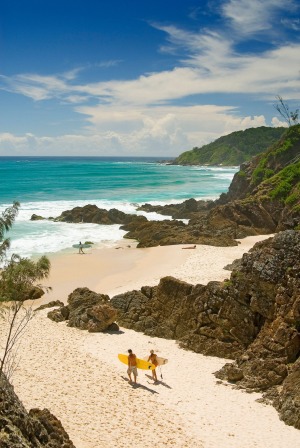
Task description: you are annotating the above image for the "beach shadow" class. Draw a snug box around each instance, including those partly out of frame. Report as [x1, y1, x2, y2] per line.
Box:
[145, 374, 172, 389]
[104, 329, 125, 335]
[121, 376, 159, 394]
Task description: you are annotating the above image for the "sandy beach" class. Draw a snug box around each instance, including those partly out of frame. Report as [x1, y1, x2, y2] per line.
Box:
[41, 234, 274, 304]
[1, 235, 300, 447]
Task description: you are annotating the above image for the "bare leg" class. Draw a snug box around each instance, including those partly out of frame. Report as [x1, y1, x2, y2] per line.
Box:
[152, 369, 157, 381]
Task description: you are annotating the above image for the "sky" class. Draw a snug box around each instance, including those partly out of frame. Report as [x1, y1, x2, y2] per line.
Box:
[0, 0, 299, 157]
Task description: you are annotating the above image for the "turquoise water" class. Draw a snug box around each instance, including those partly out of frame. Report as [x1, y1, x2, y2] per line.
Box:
[0, 157, 238, 258]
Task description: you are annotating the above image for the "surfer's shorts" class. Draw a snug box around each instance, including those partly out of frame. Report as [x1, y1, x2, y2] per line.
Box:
[127, 366, 138, 376]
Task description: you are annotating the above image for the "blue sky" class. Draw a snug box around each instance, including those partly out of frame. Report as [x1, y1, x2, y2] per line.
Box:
[0, 0, 299, 156]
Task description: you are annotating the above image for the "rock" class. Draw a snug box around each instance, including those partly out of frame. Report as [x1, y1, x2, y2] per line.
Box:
[54, 204, 147, 226]
[121, 219, 239, 248]
[30, 214, 46, 221]
[47, 287, 118, 333]
[137, 198, 214, 219]
[110, 230, 300, 428]
[47, 306, 69, 322]
[35, 300, 64, 311]
[0, 373, 75, 447]
[106, 322, 120, 332]
[274, 358, 300, 429]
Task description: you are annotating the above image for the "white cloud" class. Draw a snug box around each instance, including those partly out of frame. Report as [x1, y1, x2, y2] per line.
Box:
[0, 109, 272, 157]
[222, 0, 296, 35]
[271, 116, 289, 127]
[0, 1, 298, 156]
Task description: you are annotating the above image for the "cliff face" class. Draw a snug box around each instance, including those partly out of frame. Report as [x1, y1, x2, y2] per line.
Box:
[110, 230, 300, 428]
[0, 373, 75, 447]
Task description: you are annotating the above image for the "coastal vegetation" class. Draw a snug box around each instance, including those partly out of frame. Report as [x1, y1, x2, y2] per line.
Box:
[274, 95, 299, 127]
[0, 204, 75, 447]
[172, 126, 285, 166]
[0, 203, 51, 378]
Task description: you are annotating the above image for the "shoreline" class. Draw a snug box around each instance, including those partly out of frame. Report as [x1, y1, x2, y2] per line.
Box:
[41, 234, 273, 305]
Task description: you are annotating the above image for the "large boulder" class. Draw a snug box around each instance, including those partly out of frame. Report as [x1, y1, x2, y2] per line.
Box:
[47, 287, 118, 332]
[54, 204, 147, 226]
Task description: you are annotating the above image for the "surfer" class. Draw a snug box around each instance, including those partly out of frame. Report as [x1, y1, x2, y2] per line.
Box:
[78, 241, 85, 254]
[127, 349, 138, 384]
[147, 350, 158, 382]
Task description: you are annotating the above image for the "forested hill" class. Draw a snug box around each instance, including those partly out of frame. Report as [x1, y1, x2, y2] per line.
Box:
[172, 126, 285, 166]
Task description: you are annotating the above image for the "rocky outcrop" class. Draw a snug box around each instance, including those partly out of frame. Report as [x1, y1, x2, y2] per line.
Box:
[137, 198, 214, 220]
[54, 204, 147, 226]
[0, 373, 75, 447]
[47, 287, 119, 332]
[35, 300, 64, 312]
[121, 219, 241, 247]
[274, 358, 300, 429]
[110, 230, 300, 428]
[30, 214, 46, 221]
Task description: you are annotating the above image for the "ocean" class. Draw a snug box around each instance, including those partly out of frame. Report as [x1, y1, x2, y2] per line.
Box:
[0, 156, 238, 259]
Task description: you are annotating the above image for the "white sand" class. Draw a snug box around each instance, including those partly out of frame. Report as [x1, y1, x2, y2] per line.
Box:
[1, 234, 300, 447]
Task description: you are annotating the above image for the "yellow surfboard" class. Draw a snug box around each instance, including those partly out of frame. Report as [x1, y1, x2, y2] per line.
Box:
[118, 353, 155, 370]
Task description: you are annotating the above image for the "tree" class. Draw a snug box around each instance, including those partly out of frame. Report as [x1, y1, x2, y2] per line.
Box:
[274, 95, 299, 127]
[0, 201, 19, 261]
[0, 203, 51, 378]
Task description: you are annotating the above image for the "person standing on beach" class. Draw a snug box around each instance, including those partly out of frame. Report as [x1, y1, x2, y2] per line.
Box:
[127, 349, 138, 384]
[79, 241, 85, 254]
[148, 349, 158, 382]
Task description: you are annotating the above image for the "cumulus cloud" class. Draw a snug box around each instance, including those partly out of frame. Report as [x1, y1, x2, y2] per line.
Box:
[271, 117, 289, 127]
[0, 109, 270, 157]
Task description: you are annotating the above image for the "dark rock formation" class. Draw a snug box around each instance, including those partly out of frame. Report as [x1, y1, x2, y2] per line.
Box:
[0, 373, 75, 447]
[35, 300, 64, 312]
[137, 198, 214, 220]
[121, 219, 240, 247]
[110, 230, 300, 428]
[30, 214, 46, 221]
[54, 204, 147, 226]
[47, 287, 119, 332]
[273, 358, 300, 429]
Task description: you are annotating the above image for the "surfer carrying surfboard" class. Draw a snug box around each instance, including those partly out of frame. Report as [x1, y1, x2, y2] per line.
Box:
[147, 350, 158, 382]
[78, 241, 85, 254]
[127, 349, 138, 384]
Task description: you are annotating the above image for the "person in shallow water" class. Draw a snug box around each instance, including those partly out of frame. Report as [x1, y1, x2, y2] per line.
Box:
[79, 241, 85, 254]
[127, 349, 138, 384]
